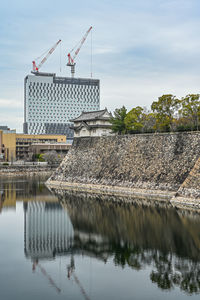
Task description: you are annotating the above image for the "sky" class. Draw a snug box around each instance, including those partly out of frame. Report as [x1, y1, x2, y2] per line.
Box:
[1, 0, 200, 132]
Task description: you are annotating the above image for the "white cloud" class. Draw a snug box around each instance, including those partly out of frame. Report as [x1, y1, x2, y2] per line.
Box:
[1, 0, 200, 130]
[100, 73, 200, 113]
[0, 98, 23, 132]
[0, 98, 23, 108]
[0, 114, 23, 132]
[93, 46, 117, 55]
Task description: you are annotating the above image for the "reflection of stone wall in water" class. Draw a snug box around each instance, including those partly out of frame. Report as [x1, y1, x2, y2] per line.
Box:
[58, 190, 200, 260]
[50, 133, 200, 196]
[58, 190, 200, 294]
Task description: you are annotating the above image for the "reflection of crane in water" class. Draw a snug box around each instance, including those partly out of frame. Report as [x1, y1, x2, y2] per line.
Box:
[32, 260, 61, 294]
[67, 256, 91, 300]
[0, 190, 5, 213]
[25, 201, 91, 298]
[31, 257, 91, 299]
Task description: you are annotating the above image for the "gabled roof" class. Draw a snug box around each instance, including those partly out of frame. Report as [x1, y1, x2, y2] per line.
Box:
[76, 121, 91, 131]
[70, 108, 112, 122]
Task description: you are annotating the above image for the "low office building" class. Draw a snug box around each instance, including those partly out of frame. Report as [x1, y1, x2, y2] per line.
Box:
[0, 130, 3, 160]
[0, 127, 16, 161]
[71, 108, 113, 138]
[0, 126, 66, 161]
[16, 134, 66, 160]
[29, 143, 71, 156]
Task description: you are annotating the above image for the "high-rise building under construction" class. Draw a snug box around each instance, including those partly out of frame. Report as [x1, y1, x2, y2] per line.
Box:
[23, 72, 100, 139]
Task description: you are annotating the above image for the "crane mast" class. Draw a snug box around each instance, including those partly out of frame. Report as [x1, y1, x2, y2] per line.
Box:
[32, 39, 61, 74]
[67, 26, 92, 78]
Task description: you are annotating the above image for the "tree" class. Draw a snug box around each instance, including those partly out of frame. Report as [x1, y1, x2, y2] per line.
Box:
[180, 94, 200, 130]
[151, 95, 180, 132]
[109, 106, 127, 134]
[140, 107, 157, 133]
[43, 151, 62, 165]
[35, 153, 45, 162]
[124, 106, 144, 133]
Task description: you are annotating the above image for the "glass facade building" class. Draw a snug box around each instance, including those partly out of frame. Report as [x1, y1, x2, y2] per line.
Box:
[23, 73, 100, 138]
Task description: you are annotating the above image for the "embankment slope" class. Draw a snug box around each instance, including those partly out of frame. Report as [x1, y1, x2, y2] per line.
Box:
[48, 132, 200, 207]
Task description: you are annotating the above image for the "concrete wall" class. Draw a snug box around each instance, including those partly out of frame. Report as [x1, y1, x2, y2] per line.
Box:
[75, 127, 112, 138]
[2, 132, 16, 161]
[50, 132, 200, 193]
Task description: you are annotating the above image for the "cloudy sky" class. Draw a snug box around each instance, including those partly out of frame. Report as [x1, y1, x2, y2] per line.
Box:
[1, 0, 200, 132]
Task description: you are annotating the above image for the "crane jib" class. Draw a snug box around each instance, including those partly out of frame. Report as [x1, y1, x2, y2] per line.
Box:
[32, 39, 61, 72]
[67, 26, 92, 77]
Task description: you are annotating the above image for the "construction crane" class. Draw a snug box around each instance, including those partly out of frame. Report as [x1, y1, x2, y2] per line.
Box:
[32, 39, 61, 74]
[67, 26, 92, 78]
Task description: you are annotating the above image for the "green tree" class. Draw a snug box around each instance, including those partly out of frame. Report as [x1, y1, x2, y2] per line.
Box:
[141, 109, 157, 133]
[124, 106, 144, 133]
[151, 94, 180, 132]
[180, 94, 200, 130]
[35, 153, 45, 162]
[110, 106, 127, 134]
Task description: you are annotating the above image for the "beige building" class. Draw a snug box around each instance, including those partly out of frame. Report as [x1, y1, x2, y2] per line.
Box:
[0, 129, 16, 161]
[0, 130, 3, 160]
[71, 108, 113, 138]
[0, 128, 66, 161]
[29, 143, 71, 156]
[16, 134, 66, 160]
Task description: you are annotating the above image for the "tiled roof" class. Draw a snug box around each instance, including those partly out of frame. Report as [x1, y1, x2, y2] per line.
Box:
[71, 108, 111, 122]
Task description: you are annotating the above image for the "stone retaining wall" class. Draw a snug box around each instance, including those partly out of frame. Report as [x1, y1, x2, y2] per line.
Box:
[176, 157, 200, 198]
[171, 157, 200, 208]
[49, 132, 200, 194]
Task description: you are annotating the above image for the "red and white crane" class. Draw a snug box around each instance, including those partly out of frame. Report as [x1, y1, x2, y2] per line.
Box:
[32, 39, 61, 73]
[67, 26, 92, 78]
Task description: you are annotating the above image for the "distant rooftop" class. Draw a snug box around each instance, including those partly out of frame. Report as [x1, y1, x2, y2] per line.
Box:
[71, 108, 111, 122]
[28, 73, 99, 86]
[31, 71, 56, 77]
[0, 126, 10, 130]
[0, 126, 16, 134]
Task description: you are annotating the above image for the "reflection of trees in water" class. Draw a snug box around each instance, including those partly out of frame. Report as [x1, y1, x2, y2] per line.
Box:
[150, 252, 200, 294]
[55, 189, 200, 294]
[114, 246, 200, 294]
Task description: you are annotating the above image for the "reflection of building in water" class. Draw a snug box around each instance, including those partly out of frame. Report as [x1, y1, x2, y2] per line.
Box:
[24, 202, 74, 259]
[0, 186, 16, 210]
[0, 180, 17, 210]
[0, 178, 58, 211]
[24, 201, 95, 298]
[24, 199, 110, 263]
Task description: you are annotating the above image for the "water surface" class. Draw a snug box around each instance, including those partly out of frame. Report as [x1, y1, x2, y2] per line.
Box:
[0, 176, 200, 300]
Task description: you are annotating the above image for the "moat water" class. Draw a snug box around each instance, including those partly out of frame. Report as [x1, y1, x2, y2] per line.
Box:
[0, 175, 200, 300]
